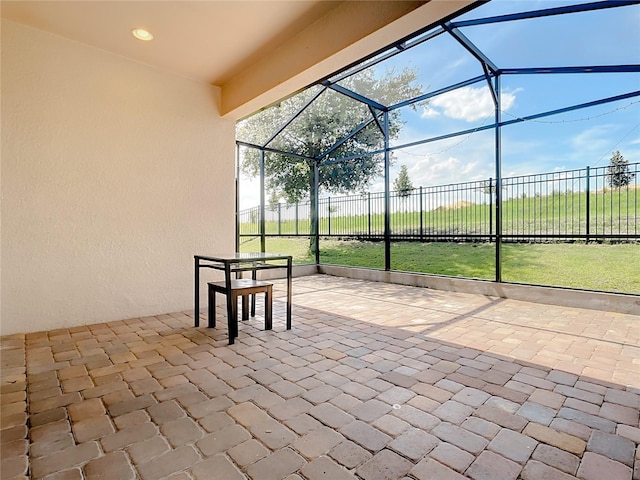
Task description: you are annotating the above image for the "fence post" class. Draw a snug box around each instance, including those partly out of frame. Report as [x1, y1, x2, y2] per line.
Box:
[489, 177, 493, 239]
[328, 196, 331, 236]
[259, 151, 266, 253]
[419, 186, 424, 240]
[368, 192, 372, 236]
[586, 166, 590, 243]
[275, 203, 280, 235]
[295, 203, 299, 235]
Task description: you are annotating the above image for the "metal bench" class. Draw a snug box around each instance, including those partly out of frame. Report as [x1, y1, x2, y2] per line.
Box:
[207, 278, 273, 344]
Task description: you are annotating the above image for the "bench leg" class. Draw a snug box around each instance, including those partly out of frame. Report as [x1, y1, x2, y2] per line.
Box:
[208, 285, 216, 328]
[228, 292, 239, 345]
[265, 285, 273, 330]
[241, 295, 249, 321]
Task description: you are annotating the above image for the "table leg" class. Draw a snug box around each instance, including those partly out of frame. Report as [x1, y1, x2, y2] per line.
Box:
[225, 263, 235, 343]
[251, 268, 257, 316]
[194, 257, 200, 327]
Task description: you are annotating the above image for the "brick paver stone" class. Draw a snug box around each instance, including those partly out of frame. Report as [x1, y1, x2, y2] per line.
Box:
[432, 422, 488, 454]
[247, 418, 297, 450]
[309, 403, 355, 429]
[531, 444, 580, 475]
[520, 460, 578, 480]
[186, 397, 234, 419]
[147, 400, 184, 425]
[107, 394, 156, 417]
[411, 457, 467, 480]
[461, 417, 501, 440]
[31, 441, 101, 478]
[126, 436, 170, 465]
[388, 427, 439, 461]
[198, 411, 235, 433]
[300, 456, 354, 480]
[269, 397, 313, 421]
[617, 424, 640, 444]
[228, 439, 270, 467]
[487, 428, 538, 463]
[517, 401, 557, 426]
[196, 425, 251, 456]
[292, 426, 344, 459]
[228, 401, 272, 427]
[466, 450, 522, 480]
[577, 452, 633, 480]
[136, 445, 201, 480]
[350, 399, 392, 422]
[246, 448, 306, 480]
[341, 420, 391, 452]
[376, 386, 416, 405]
[357, 449, 413, 480]
[379, 372, 417, 388]
[83, 450, 136, 480]
[100, 422, 158, 452]
[586, 431, 635, 467]
[372, 414, 410, 436]
[72, 415, 115, 443]
[285, 413, 324, 435]
[160, 416, 204, 447]
[433, 400, 474, 424]
[329, 440, 372, 469]
[391, 404, 440, 430]
[303, 385, 343, 405]
[67, 398, 105, 422]
[452, 387, 491, 407]
[0, 455, 28, 478]
[523, 422, 586, 456]
[191, 454, 245, 480]
[473, 405, 528, 432]
[558, 407, 616, 433]
[428, 442, 475, 472]
[599, 402, 639, 425]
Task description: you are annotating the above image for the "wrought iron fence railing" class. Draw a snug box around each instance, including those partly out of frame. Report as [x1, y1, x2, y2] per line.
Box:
[239, 163, 639, 243]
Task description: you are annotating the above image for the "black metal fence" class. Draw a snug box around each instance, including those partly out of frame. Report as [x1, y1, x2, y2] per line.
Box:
[239, 163, 639, 243]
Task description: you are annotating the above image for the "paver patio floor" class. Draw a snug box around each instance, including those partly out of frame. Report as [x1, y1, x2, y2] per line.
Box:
[2, 274, 639, 479]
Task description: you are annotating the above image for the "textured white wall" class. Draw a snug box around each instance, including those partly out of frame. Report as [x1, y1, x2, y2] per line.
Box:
[1, 20, 235, 335]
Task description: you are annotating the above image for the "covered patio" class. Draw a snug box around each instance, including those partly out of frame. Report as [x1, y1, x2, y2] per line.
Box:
[2, 1, 639, 479]
[2, 275, 639, 479]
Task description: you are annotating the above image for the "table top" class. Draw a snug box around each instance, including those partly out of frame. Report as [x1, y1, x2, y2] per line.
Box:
[195, 252, 292, 263]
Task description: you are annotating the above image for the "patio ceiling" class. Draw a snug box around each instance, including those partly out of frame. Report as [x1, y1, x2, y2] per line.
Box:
[0, 0, 477, 118]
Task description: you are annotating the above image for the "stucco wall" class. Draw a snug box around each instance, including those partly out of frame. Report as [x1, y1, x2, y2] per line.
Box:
[1, 20, 236, 335]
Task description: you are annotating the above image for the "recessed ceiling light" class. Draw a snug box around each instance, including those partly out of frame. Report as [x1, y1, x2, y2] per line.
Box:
[132, 28, 153, 41]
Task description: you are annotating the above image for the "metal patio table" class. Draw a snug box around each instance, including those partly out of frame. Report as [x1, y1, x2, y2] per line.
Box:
[194, 252, 292, 331]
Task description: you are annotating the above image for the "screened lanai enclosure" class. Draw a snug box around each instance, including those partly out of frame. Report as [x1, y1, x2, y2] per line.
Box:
[236, 0, 640, 295]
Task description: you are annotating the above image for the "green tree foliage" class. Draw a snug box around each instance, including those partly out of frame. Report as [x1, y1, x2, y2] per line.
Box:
[237, 67, 422, 253]
[393, 165, 414, 198]
[607, 150, 635, 188]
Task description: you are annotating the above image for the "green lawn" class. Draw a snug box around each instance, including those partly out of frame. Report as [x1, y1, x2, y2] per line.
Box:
[240, 236, 640, 294]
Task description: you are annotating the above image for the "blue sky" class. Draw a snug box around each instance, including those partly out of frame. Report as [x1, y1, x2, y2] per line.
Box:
[239, 0, 640, 209]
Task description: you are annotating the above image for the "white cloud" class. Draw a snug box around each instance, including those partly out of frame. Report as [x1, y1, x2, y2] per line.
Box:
[569, 124, 616, 154]
[420, 106, 440, 119]
[422, 86, 517, 122]
[410, 155, 486, 186]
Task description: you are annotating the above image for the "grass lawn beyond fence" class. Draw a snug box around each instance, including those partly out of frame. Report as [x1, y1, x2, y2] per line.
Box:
[240, 236, 639, 294]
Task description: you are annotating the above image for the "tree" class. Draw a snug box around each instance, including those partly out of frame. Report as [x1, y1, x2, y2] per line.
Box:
[607, 150, 635, 188]
[238, 67, 422, 254]
[393, 165, 414, 198]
